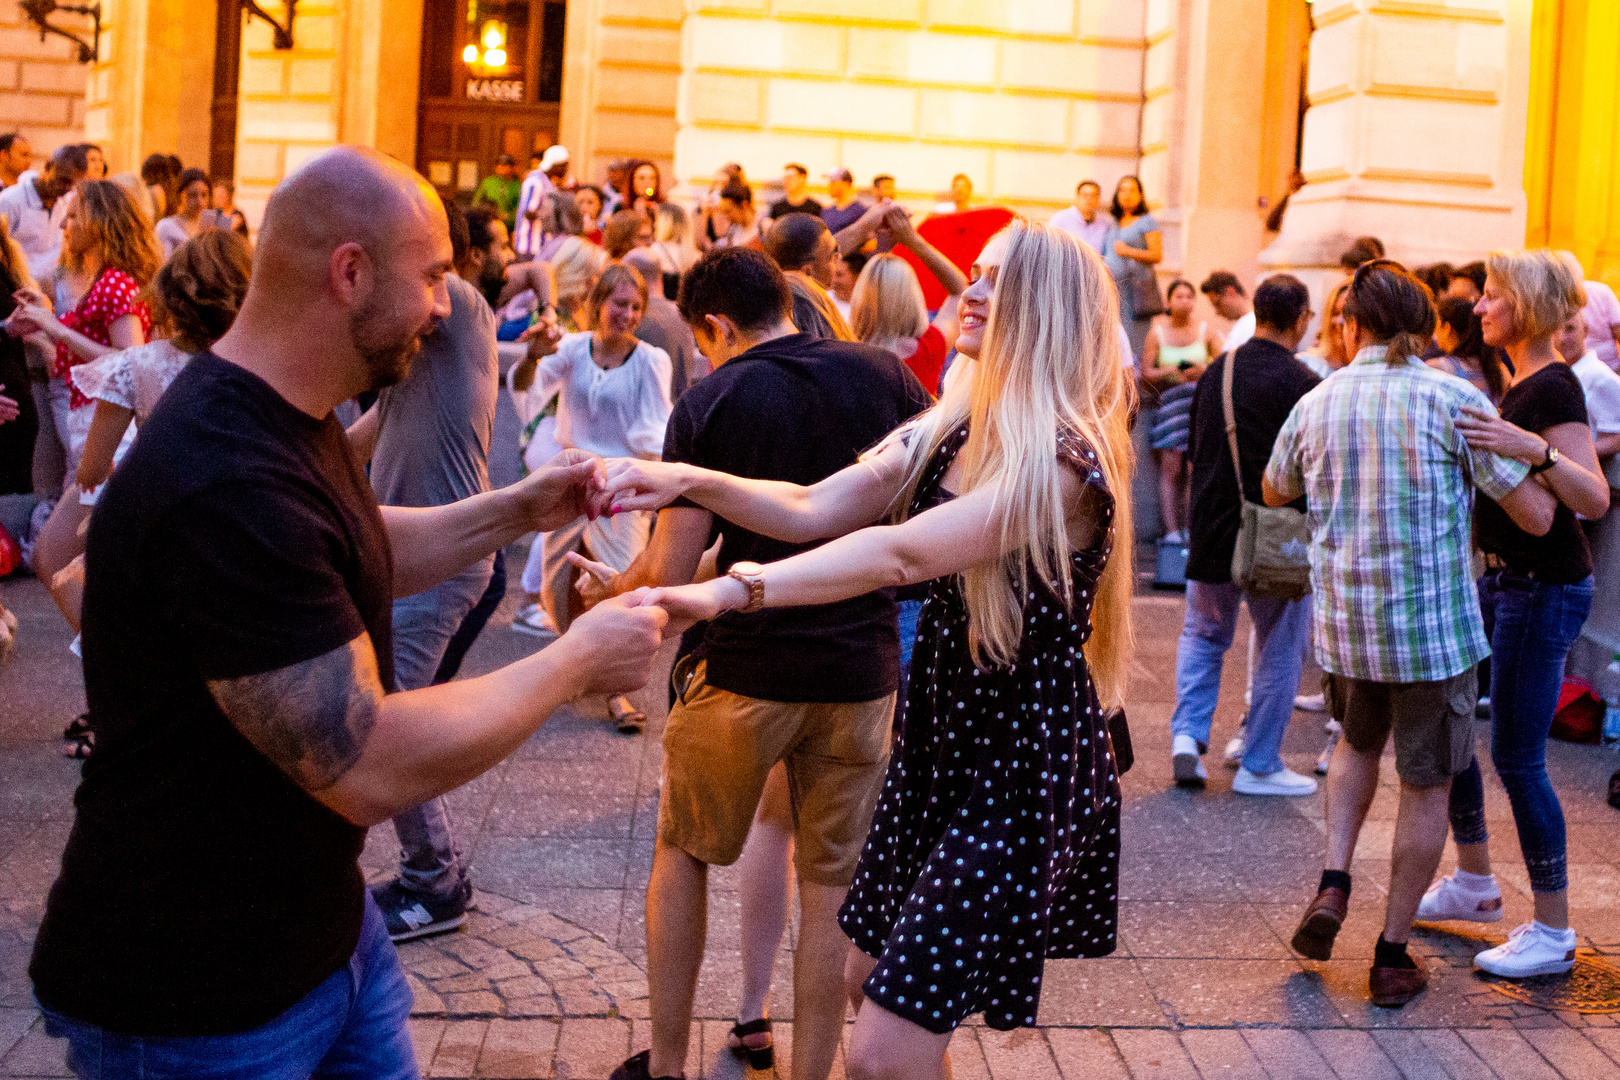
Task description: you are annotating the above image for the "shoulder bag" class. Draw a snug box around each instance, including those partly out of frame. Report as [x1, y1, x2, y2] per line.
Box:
[1128, 271, 1165, 318]
[1223, 351, 1312, 600]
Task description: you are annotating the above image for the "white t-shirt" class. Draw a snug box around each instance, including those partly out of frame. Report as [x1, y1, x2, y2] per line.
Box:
[1582, 280, 1620, 372]
[1571, 351, 1620, 438]
[1222, 311, 1256, 355]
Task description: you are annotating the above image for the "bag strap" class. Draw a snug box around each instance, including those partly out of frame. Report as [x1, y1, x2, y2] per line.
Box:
[1220, 349, 1245, 501]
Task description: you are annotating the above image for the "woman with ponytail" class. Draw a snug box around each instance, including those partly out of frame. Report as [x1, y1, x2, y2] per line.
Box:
[597, 220, 1135, 1077]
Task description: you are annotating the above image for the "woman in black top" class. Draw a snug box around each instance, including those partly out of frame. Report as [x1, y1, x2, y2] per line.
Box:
[0, 217, 38, 496]
[1420, 250, 1610, 981]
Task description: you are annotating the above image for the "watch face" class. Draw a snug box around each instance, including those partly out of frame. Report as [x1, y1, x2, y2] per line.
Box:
[731, 561, 764, 576]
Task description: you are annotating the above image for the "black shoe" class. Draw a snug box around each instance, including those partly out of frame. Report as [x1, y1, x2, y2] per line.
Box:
[610, 1050, 684, 1080]
[370, 877, 473, 942]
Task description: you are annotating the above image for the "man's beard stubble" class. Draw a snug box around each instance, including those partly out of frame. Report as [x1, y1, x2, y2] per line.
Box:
[349, 291, 428, 391]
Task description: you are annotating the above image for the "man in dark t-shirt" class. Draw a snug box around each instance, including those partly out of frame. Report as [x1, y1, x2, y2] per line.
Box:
[1169, 275, 1321, 796]
[28, 147, 667, 1076]
[584, 248, 930, 1080]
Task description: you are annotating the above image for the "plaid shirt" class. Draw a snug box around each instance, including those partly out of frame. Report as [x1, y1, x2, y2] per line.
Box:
[1265, 346, 1529, 683]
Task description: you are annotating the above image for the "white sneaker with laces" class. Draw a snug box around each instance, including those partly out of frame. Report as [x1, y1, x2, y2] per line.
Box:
[1172, 734, 1207, 788]
[1294, 692, 1327, 712]
[1474, 921, 1577, 978]
[1223, 729, 1246, 766]
[1416, 872, 1504, 923]
[1232, 766, 1318, 796]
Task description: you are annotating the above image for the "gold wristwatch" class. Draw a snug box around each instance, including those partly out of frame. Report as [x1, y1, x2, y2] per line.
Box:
[726, 561, 766, 613]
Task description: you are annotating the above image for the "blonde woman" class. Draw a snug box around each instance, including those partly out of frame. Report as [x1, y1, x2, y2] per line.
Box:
[510, 263, 673, 730]
[1418, 250, 1608, 980]
[548, 235, 608, 332]
[600, 220, 1134, 1077]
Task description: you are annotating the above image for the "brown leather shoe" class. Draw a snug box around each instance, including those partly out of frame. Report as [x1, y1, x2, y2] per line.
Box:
[1369, 957, 1428, 1007]
[1291, 887, 1349, 961]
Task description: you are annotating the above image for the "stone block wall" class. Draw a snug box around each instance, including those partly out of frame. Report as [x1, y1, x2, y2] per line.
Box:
[0, 4, 89, 158]
[673, 0, 1150, 212]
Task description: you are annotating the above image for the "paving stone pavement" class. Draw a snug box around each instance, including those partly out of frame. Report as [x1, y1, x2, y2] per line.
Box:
[4, 568, 1620, 1079]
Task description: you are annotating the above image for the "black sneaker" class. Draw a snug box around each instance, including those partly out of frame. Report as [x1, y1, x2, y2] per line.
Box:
[370, 877, 473, 942]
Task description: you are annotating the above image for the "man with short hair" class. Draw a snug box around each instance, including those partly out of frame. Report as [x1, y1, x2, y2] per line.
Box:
[770, 163, 823, 221]
[763, 212, 843, 339]
[820, 166, 866, 235]
[711, 181, 761, 250]
[472, 153, 522, 233]
[1049, 179, 1111, 255]
[1201, 270, 1255, 354]
[935, 172, 973, 215]
[872, 174, 896, 202]
[597, 247, 931, 1080]
[623, 247, 704, 399]
[27, 146, 666, 1074]
[343, 203, 506, 940]
[1263, 264, 1556, 1008]
[514, 144, 570, 258]
[0, 134, 30, 189]
[1170, 275, 1320, 796]
[0, 143, 88, 280]
[1555, 310, 1620, 459]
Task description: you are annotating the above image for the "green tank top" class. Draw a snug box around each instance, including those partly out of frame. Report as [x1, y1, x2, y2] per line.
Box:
[1157, 323, 1209, 367]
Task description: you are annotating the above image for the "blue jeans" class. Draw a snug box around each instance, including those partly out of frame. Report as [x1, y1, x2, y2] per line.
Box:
[1170, 580, 1311, 775]
[389, 557, 494, 895]
[39, 895, 417, 1079]
[1447, 572, 1593, 894]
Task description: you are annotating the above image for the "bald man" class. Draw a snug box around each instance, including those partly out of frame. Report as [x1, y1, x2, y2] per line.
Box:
[28, 147, 668, 1078]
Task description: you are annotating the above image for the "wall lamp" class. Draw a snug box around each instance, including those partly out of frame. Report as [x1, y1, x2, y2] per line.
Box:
[19, 0, 101, 63]
[241, 0, 298, 50]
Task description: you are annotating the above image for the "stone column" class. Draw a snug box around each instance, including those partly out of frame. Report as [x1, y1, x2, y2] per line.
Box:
[84, 0, 216, 174]
[1261, 0, 1534, 282]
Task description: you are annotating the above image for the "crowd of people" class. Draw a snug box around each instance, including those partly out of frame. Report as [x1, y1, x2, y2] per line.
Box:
[0, 132, 1615, 1080]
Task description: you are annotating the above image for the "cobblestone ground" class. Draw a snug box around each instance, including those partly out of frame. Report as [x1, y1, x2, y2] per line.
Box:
[3, 569, 1620, 1079]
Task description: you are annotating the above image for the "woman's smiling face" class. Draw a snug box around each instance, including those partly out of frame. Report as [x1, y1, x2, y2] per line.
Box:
[956, 233, 1008, 360]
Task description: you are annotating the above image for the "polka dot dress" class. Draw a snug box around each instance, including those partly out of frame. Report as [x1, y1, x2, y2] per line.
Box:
[838, 424, 1121, 1035]
[55, 268, 152, 410]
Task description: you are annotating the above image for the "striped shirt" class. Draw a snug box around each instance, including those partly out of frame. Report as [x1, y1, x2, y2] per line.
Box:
[1265, 346, 1529, 683]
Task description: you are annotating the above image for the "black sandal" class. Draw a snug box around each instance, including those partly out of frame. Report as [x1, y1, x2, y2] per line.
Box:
[726, 1017, 774, 1071]
[61, 714, 93, 759]
[609, 1049, 684, 1080]
[1608, 769, 1620, 811]
[608, 696, 646, 735]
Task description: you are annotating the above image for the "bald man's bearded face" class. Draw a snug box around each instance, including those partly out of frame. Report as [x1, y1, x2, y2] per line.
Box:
[348, 285, 436, 389]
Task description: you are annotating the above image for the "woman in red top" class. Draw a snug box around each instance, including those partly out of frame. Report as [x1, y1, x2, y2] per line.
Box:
[6, 180, 159, 624]
[10, 180, 160, 466]
[848, 205, 967, 395]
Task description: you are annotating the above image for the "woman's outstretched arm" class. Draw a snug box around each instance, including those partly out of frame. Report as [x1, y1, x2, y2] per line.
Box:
[638, 465, 1096, 631]
[602, 435, 914, 544]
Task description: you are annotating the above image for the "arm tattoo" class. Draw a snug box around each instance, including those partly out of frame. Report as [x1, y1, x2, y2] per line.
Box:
[208, 635, 384, 792]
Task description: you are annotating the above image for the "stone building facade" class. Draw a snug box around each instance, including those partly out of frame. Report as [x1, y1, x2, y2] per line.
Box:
[2, 0, 1616, 292]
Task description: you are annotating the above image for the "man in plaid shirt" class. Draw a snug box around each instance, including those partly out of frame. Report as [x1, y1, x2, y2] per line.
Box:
[1261, 262, 1556, 1007]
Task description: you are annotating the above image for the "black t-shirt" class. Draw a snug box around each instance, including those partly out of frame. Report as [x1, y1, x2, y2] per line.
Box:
[1185, 338, 1319, 583]
[30, 352, 396, 1036]
[664, 333, 931, 702]
[770, 196, 824, 220]
[1475, 362, 1592, 583]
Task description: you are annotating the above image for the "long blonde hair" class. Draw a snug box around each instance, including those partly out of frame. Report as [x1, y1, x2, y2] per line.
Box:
[786, 271, 855, 341]
[850, 253, 927, 355]
[888, 220, 1135, 704]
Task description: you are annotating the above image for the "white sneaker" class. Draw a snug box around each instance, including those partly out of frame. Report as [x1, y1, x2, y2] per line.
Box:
[1223, 728, 1246, 767]
[1163, 529, 1186, 544]
[1474, 922, 1577, 978]
[511, 602, 558, 637]
[1294, 692, 1327, 712]
[1172, 734, 1207, 789]
[1315, 719, 1342, 776]
[1416, 872, 1504, 923]
[1232, 766, 1318, 796]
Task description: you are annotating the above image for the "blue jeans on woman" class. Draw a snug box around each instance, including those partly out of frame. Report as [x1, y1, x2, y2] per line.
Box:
[39, 895, 418, 1079]
[1447, 571, 1593, 894]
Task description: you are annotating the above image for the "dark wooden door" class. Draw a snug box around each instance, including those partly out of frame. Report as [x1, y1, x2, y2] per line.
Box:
[417, 0, 566, 205]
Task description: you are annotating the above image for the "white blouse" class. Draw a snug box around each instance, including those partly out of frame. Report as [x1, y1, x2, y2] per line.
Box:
[68, 339, 190, 424]
[538, 332, 673, 461]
